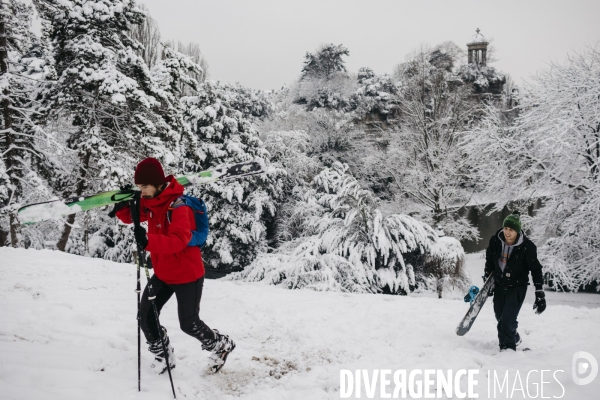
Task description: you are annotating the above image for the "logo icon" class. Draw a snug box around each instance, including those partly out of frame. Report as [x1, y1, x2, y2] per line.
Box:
[572, 351, 598, 385]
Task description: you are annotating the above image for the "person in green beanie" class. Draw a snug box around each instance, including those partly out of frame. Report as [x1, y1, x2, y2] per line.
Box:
[484, 210, 546, 351]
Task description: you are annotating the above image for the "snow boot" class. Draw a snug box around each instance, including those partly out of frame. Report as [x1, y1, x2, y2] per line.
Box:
[500, 343, 517, 351]
[204, 329, 236, 373]
[148, 326, 176, 374]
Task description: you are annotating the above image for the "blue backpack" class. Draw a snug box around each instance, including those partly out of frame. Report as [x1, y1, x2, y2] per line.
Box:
[167, 195, 209, 248]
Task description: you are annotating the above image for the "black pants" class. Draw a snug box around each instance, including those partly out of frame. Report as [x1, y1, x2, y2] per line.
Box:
[493, 285, 527, 349]
[140, 275, 216, 346]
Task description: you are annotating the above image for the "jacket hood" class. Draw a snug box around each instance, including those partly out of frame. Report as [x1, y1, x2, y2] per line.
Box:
[497, 228, 525, 247]
[141, 175, 184, 213]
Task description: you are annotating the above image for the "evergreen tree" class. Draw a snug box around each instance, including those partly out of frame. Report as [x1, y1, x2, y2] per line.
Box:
[163, 40, 209, 96]
[0, 0, 60, 247]
[181, 80, 283, 272]
[83, 44, 205, 263]
[301, 44, 349, 80]
[130, 3, 161, 69]
[294, 44, 354, 112]
[233, 162, 466, 295]
[150, 44, 203, 173]
[33, 0, 177, 251]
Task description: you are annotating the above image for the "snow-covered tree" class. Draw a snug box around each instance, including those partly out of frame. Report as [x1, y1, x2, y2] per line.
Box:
[0, 0, 61, 247]
[163, 40, 209, 96]
[150, 44, 203, 173]
[294, 44, 355, 112]
[301, 43, 349, 81]
[458, 63, 506, 96]
[232, 163, 466, 295]
[129, 3, 161, 69]
[34, 0, 176, 251]
[262, 130, 320, 191]
[181, 80, 284, 272]
[62, 43, 204, 261]
[464, 45, 600, 290]
[293, 73, 356, 112]
[225, 83, 273, 123]
[261, 129, 322, 244]
[350, 67, 401, 119]
[388, 45, 480, 241]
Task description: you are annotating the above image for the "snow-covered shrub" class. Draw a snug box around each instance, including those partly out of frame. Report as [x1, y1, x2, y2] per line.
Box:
[231, 163, 464, 295]
[417, 236, 469, 298]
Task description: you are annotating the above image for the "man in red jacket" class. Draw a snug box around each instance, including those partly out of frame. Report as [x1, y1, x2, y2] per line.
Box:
[113, 157, 235, 374]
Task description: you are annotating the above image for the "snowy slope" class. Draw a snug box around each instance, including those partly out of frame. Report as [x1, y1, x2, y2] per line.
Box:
[0, 248, 599, 399]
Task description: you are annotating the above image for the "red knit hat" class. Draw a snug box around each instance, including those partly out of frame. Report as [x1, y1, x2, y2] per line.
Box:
[134, 157, 166, 186]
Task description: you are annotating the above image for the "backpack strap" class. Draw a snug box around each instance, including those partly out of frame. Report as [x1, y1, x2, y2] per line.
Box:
[167, 196, 187, 224]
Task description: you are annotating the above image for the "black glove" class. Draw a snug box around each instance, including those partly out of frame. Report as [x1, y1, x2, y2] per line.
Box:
[108, 201, 128, 218]
[533, 291, 546, 314]
[145, 253, 153, 269]
[133, 225, 148, 249]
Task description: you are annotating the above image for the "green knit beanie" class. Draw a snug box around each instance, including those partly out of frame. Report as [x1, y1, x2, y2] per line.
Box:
[503, 211, 522, 233]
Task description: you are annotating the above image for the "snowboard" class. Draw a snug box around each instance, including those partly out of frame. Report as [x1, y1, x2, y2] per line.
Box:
[456, 274, 495, 336]
[18, 160, 265, 225]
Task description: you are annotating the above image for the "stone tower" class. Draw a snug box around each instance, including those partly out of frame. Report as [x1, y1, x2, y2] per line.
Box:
[467, 28, 489, 66]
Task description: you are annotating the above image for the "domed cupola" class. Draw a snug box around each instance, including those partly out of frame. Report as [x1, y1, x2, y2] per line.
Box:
[467, 28, 489, 66]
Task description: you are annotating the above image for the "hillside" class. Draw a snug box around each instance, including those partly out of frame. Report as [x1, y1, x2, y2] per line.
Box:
[0, 248, 598, 399]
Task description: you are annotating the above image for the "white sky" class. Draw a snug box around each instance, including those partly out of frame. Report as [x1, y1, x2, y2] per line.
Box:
[136, 0, 600, 90]
[93, 1, 600, 90]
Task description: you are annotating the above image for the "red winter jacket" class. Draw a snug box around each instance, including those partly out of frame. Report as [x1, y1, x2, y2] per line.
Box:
[116, 176, 205, 284]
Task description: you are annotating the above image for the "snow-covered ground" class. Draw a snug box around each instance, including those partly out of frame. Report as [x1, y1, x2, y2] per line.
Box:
[1, 248, 599, 399]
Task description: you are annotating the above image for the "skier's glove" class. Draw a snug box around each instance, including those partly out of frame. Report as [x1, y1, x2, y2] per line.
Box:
[108, 201, 128, 218]
[145, 254, 153, 270]
[119, 184, 134, 193]
[133, 226, 148, 249]
[533, 291, 546, 314]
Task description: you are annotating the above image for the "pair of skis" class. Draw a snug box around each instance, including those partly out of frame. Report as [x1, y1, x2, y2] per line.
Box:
[17, 160, 265, 224]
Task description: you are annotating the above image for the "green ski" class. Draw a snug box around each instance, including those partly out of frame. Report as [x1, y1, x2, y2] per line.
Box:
[18, 160, 265, 225]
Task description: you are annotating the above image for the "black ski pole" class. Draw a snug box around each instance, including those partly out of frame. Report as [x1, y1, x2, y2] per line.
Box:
[130, 194, 177, 399]
[131, 247, 141, 392]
